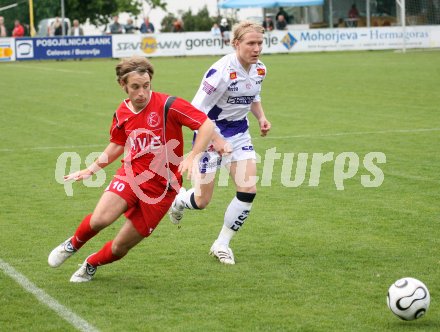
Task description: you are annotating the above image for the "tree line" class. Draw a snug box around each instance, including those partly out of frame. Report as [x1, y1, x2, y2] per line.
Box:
[0, 0, 230, 35]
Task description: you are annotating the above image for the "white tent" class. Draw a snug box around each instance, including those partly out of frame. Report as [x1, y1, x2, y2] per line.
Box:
[218, 0, 324, 9]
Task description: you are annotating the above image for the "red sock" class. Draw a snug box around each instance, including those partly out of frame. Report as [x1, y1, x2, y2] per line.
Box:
[71, 214, 98, 250]
[87, 241, 122, 267]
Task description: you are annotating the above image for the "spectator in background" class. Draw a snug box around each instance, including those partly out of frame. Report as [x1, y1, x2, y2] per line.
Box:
[140, 17, 154, 33]
[124, 18, 138, 34]
[348, 4, 360, 18]
[172, 19, 184, 33]
[71, 19, 84, 36]
[109, 15, 123, 34]
[276, 7, 291, 24]
[211, 23, 221, 36]
[262, 16, 274, 31]
[51, 17, 68, 36]
[71, 19, 84, 61]
[0, 16, 7, 37]
[275, 15, 287, 30]
[220, 18, 230, 45]
[52, 17, 63, 36]
[12, 19, 25, 37]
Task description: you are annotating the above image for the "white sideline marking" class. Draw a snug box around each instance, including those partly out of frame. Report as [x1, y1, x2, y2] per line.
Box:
[0, 128, 439, 153]
[0, 258, 99, 332]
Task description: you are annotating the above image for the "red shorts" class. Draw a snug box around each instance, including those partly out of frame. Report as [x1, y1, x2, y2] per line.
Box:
[105, 172, 176, 237]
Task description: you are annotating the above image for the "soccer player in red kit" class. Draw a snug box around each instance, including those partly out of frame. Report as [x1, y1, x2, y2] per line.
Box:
[48, 56, 214, 282]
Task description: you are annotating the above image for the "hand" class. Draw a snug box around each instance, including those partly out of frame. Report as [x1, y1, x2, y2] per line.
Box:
[178, 153, 197, 181]
[259, 118, 271, 137]
[64, 169, 93, 182]
[212, 136, 232, 156]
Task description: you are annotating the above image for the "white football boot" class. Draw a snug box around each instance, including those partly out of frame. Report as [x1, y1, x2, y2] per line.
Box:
[48, 237, 77, 268]
[70, 257, 97, 283]
[168, 188, 186, 224]
[210, 240, 235, 265]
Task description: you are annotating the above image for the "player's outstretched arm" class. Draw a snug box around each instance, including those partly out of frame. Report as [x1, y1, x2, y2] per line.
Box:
[250, 102, 271, 137]
[64, 142, 124, 182]
[178, 119, 215, 180]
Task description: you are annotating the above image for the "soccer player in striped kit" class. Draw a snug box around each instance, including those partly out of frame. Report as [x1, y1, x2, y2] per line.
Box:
[169, 20, 271, 265]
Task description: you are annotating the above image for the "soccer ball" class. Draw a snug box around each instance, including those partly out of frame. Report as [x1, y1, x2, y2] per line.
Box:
[387, 277, 430, 320]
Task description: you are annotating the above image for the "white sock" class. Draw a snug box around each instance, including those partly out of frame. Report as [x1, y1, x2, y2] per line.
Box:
[217, 196, 252, 246]
[216, 226, 236, 247]
[177, 188, 199, 210]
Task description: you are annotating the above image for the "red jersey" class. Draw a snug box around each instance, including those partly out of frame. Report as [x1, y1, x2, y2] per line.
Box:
[110, 91, 207, 194]
[12, 24, 24, 37]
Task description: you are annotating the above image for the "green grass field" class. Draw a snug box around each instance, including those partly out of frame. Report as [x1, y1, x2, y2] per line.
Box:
[0, 50, 439, 331]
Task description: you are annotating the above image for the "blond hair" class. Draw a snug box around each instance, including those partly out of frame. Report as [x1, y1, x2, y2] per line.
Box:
[231, 20, 265, 48]
[115, 56, 154, 85]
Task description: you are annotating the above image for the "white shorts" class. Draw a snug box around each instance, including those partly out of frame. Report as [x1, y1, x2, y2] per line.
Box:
[198, 131, 256, 174]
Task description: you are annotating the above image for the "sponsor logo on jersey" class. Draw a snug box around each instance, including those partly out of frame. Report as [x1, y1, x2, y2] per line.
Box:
[206, 68, 217, 78]
[227, 81, 238, 92]
[147, 111, 160, 127]
[202, 80, 216, 95]
[128, 129, 162, 154]
[257, 68, 265, 76]
[230, 72, 237, 80]
[227, 96, 255, 104]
